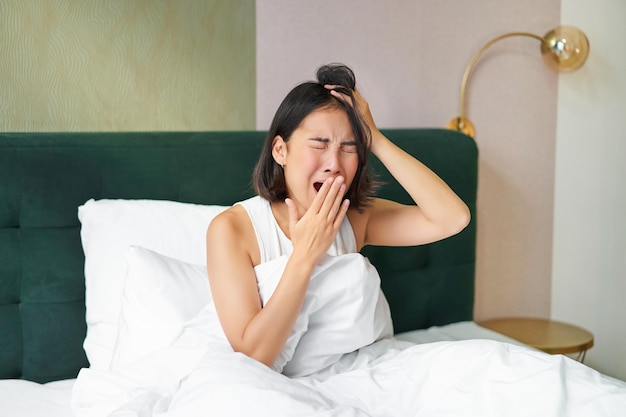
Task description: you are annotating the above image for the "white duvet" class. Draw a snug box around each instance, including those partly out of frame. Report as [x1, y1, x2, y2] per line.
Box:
[69, 252, 625, 416]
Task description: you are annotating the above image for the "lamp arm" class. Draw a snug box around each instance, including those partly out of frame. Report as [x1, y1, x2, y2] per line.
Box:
[458, 32, 544, 128]
[448, 26, 589, 138]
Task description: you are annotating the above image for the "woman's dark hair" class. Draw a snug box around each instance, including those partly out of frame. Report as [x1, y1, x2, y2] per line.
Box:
[253, 63, 377, 210]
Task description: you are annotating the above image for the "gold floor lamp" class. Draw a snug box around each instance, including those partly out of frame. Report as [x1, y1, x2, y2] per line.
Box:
[447, 25, 590, 138]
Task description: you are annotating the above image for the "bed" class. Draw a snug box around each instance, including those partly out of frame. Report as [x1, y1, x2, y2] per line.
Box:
[1, 129, 624, 416]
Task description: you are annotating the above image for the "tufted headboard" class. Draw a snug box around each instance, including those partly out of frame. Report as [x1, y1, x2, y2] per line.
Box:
[0, 129, 477, 383]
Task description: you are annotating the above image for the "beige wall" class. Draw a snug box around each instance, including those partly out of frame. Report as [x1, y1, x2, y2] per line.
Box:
[553, 0, 626, 381]
[0, 0, 255, 131]
[257, 0, 559, 320]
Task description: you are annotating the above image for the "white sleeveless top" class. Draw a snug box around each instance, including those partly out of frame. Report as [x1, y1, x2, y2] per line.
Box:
[236, 195, 357, 264]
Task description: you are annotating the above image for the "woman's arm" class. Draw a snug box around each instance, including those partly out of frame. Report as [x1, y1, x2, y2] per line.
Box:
[206, 208, 309, 367]
[206, 176, 349, 367]
[331, 87, 471, 247]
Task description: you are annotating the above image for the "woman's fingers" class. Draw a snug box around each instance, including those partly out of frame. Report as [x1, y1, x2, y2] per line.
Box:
[324, 85, 376, 131]
[288, 175, 351, 264]
[324, 180, 346, 223]
[312, 176, 347, 223]
[303, 176, 348, 238]
[309, 176, 334, 213]
[324, 84, 354, 106]
[334, 199, 350, 228]
[310, 176, 341, 211]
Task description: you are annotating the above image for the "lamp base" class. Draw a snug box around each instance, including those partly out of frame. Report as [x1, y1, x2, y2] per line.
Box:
[446, 116, 476, 138]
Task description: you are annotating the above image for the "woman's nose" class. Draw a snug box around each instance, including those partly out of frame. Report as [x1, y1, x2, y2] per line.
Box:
[323, 150, 341, 173]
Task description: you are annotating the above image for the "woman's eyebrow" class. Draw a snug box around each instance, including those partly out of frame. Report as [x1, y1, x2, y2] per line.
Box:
[308, 137, 329, 143]
[308, 137, 356, 145]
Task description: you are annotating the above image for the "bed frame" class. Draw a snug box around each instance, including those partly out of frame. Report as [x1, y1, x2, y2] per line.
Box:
[0, 129, 477, 383]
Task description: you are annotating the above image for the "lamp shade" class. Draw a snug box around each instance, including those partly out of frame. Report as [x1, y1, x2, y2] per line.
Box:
[541, 26, 590, 72]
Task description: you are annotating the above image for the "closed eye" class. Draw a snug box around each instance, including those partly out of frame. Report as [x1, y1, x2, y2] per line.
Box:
[308, 137, 329, 150]
[341, 141, 358, 153]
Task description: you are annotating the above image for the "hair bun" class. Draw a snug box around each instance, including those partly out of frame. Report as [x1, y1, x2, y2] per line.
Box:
[316, 63, 356, 89]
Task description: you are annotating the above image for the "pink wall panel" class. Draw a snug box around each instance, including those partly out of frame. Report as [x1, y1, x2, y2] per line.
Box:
[257, 0, 561, 321]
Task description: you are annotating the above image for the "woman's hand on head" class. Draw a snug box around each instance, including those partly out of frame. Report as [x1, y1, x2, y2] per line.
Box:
[324, 85, 379, 135]
[285, 176, 350, 267]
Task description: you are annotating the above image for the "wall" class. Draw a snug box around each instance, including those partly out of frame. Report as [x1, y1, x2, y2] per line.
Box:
[0, 0, 255, 131]
[552, 0, 626, 380]
[257, 0, 560, 321]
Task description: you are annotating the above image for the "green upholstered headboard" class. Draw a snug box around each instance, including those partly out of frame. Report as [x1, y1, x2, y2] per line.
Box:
[0, 129, 477, 383]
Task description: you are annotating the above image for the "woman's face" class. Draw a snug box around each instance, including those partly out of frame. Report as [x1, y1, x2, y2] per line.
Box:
[273, 106, 359, 214]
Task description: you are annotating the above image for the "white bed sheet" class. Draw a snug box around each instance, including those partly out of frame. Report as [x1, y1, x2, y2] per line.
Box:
[0, 321, 619, 417]
[0, 321, 512, 417]
[396, 320, 528, 346]
[0, 379, 75, 417]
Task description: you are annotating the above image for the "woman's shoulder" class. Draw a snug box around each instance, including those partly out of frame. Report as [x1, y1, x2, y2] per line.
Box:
[208, 204, 250, 237]
[209, 196, 263, 231]
[207, 203, 260, 265]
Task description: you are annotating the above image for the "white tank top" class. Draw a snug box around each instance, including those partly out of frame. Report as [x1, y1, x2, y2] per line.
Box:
[236, 196, 357, 264]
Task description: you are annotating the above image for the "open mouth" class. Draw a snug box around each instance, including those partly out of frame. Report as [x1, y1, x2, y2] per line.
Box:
[313, 182, 323, 192]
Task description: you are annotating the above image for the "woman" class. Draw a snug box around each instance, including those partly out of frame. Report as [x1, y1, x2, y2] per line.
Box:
[206, 63, 470, 369]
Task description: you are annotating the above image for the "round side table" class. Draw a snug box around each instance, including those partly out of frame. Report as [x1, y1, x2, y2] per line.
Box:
[477, 317, 594, 362]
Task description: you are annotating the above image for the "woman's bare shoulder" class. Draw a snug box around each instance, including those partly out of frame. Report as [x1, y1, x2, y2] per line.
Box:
[207, 204, 259, 265]
[211, 204, 247, 227]
[207, 204, 251, 242]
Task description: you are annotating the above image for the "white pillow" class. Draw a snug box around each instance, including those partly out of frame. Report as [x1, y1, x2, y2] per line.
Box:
[111, 246, 225, 370]
[255, 253, 394, 377]
[78, 198, 228, 370]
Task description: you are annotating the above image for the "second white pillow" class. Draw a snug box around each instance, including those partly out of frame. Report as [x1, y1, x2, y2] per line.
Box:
[110, 246, 218, 370]
[78, 198, 228, 370]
